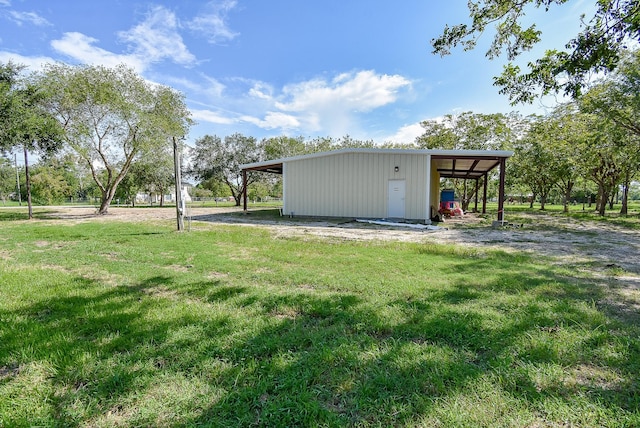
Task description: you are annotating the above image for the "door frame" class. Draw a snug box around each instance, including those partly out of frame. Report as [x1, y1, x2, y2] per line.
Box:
[387, 179, 406, 218]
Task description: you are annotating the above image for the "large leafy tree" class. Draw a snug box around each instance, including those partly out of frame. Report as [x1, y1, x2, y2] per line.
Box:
[579, 109, 640, 216]
[29, 163, 72, 205]
[189, 133, 262, 206]
[0, 157, 16, 204]
[1, 62, 63, 218]
[432, 0, 640, 103]
[36, 63, 191, 214]
[579, 51, 640, 214]
[544, 105, 590, 212]
[615, 132, 640, 214]
[511, 141, 554, 210]
[416, 111, 523, 151]
[583, 118, 627, 216]
[416, 111, 523, 210]
[511, 114, 575, 210]
[258, 136, 308, 199]
[262, 136, 307, 159]
[581, 49, 640, 138]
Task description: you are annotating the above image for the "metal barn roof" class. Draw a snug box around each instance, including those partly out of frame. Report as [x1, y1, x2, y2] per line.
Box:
[240, 148, 513, 178]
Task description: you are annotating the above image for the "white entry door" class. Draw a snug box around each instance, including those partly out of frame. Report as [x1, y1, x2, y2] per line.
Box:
[387, 179, 406, 218]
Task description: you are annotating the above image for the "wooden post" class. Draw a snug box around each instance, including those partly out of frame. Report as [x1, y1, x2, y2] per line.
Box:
[474, 178, 479, 212]
[23, 146, 32, 219]
[463, 179, 467, 209]
[242, 169, 248, 212]
[482, 173, 488, 214]
[173, 137, 184, 231]
[14, 152, 21, 206]
[497, 157, 506, 222]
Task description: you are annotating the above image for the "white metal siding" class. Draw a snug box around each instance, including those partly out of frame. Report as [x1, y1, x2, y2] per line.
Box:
[284, 152, 429, 219]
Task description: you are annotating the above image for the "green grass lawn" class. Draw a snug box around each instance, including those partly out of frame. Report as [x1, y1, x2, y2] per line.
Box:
[0, 211, 639, 427]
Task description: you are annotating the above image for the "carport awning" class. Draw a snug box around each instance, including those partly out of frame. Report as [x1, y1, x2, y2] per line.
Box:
[242, 162, 283, 174]
[431, 154, 504, 180]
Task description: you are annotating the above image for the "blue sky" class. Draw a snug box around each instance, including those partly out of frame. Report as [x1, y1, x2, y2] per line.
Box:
[0, 0, 594, 146]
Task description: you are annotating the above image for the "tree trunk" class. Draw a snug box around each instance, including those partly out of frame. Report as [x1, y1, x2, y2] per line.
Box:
[608, 191, 615, 210]
[598, 187, 608, 216]
[620, 172, 630, 215]
[98, 197, 111, 214]
[598, 198, 607, 216]
[461, 188, 476, 212]
[23, 146, 33, 220]
[620, 185, 629, 215]
[563, 181, 574, 213]
[539, 193, 547, 210]
[231, 183, 242, 207]
[595, 185, 603, 214]
[98, 186, 117, 214]
[529, 192, 536, 209]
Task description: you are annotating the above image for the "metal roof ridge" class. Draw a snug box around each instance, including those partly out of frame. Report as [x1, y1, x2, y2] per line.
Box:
[240, 147, 513, 169]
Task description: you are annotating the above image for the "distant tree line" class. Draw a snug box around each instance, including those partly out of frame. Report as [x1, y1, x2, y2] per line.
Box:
[2, 49, 639, 217]
[416, 50, 640, 216]
[1, 62, 191, 217]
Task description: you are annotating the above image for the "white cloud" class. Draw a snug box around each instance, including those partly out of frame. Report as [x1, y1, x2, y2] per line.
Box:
[191, 109, 236, 125]
[8, 10, 51, 26]
[188, 0, 239, 44]
[0, 0, 11, 7]
[0, 51, 56, 71]
[192, 108, 299, 131]
[186, 70, 412, 138]
[265, 70, 411, 135]
[50, 7, 196, 72]
[248, 82, 273, 100]
[170, 70, 412, 138]
[241, 112, 300, 130]
[200, 74, 226, 98]
[276, 71, 410, 112]
[51, 32, 145, 71]
[384, 123, 425, 144]
[164, 74, 226, 100]
[162, 76, 204, 93]
[118, 6, 195, 65]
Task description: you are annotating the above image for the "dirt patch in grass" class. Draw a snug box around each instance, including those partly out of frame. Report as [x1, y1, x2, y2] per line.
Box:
[206, 271, 229, 280]
[568, 364, 624, 391]
[0, 364, 20, 381]
[164, 264, 195, 273]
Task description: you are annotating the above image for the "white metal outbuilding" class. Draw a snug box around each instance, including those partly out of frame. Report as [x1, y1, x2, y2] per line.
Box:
[240, 148, 513, 223]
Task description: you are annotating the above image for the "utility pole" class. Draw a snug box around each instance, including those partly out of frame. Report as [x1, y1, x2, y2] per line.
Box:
[173, 137, 184, 231]
[14, 152, 21, 206]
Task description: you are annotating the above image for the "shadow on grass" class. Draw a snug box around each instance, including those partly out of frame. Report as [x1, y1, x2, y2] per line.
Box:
[1, 257, 639, 426]
[0, 210, 59, 221]
[191, 208, 357, 226]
